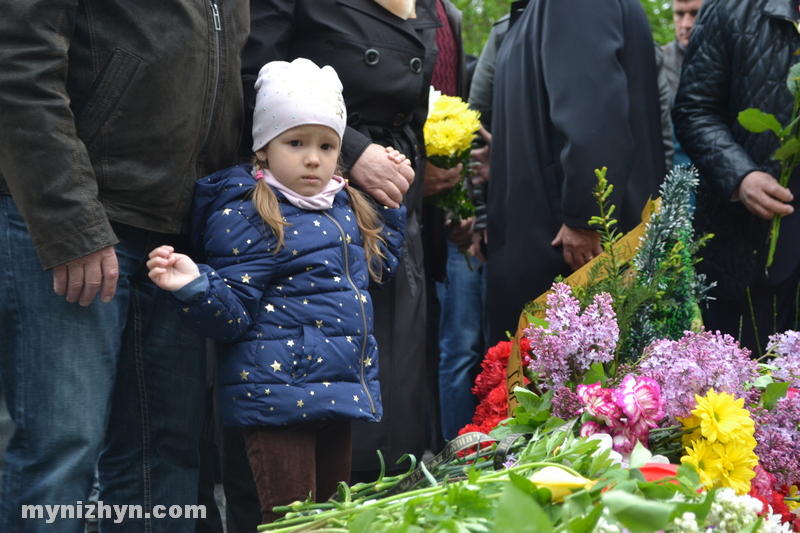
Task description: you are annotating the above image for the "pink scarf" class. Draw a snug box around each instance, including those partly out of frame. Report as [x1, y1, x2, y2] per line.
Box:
[253, 169, 346, 211]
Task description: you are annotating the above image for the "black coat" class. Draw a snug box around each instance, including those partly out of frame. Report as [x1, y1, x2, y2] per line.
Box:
[0, 0, 248, 269]
[672, 0, 800, 299]
[485, 0, 666, 345]
[241, 0, 440, 472]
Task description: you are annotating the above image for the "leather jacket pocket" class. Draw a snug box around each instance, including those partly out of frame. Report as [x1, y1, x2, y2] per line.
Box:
[74, 48, 141, 148]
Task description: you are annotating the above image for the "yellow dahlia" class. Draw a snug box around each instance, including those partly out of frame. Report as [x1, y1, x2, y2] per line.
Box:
[691, 389, 754, 444]
[681, 439, 722, 489]
[424, 90, 481, 159]
[678, 413, 703, 447]
[711, 441, 758, 495]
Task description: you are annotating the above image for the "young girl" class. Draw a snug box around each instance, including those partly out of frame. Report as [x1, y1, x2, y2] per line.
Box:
[147, 58, 406, 524]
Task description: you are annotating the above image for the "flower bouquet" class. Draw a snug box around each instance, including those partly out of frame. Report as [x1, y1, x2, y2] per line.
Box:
[423, 87, 481, 221]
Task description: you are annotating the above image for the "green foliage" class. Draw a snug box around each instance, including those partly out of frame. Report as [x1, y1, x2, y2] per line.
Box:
[454, 0, 675, 59]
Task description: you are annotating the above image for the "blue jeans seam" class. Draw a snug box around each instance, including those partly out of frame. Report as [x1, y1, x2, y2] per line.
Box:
[131, 283, 153, 532]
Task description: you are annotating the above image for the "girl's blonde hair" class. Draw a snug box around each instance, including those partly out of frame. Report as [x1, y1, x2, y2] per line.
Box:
[250, 157, 387, 283]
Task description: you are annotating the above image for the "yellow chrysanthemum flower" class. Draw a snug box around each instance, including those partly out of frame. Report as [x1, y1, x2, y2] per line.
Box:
[711, 441, 758, 495]
[681, 439, 722, 489]
[691, 389, 754, 444]
[424, 92, 481, 159]
[678, 413, 703, 447]
[786, 486, 799, 512]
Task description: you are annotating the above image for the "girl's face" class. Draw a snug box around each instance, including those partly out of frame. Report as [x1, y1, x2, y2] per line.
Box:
[257, 125, 340, 197]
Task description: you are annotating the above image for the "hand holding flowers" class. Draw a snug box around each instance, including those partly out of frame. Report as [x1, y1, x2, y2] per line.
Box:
[423, 87, 481, 221]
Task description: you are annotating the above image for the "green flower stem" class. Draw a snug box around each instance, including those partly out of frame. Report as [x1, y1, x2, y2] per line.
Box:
[766, 88, 800, 272]
[258, 459, 584, 532]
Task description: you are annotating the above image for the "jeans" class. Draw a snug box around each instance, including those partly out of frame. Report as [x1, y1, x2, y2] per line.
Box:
[0, 195, 206, 532]
[435, 240, 486, 441]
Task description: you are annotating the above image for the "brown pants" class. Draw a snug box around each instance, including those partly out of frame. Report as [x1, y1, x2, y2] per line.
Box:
[242, 420, 352, 524]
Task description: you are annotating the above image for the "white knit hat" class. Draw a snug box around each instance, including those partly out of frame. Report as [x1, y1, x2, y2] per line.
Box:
[251, 58, 347, 153]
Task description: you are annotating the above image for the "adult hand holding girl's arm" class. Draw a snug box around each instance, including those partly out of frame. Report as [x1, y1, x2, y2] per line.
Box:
[147, 245, 201, 292]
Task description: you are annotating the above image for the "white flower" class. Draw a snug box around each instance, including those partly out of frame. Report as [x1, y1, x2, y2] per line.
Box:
[427, 85, 442, 116]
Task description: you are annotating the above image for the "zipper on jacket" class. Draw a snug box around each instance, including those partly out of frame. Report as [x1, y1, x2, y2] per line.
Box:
[197, 1, 222, 162]
[323, 212, 377, 415]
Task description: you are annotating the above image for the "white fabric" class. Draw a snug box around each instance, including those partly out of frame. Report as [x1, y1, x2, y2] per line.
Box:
[252, 58, 347, 152]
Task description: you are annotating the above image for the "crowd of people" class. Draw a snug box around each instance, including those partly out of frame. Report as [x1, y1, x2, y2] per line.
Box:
[0, 0, 797, 531]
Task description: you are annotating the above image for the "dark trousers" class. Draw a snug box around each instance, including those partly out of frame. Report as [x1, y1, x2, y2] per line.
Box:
[242, 421, 352, 524]
[703, 265, 800, 357]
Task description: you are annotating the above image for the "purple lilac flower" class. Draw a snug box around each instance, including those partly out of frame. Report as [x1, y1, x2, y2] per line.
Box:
[754, 425, 800, 488]
[766, 330, 800, 388]
[638, 330, 759, 423]
[524, 283, 618, 387]
[551, 386, 584, 420]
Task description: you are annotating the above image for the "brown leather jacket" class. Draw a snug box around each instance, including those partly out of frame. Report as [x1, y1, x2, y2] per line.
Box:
[0, 0, 249, 269]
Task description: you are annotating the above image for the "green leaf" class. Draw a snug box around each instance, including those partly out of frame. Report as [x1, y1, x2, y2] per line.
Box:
[787, 62, 800, 95]
[763, 381, 790, 409]
[751, 374, 774, 388]
[561, 491, 593, 523]
[349, 508, 377, 533]
[628, 441, 652, 469]
[564, 502, 604, 533]
[774, 138, 800, 161]
[582, 363, 607, 387]
[737, 108, 782, 135]
[508, 471, 538, 494]
[493, 482, 553, 533]
[602, 491, 676, 532]
[528, 315, 549, 329]
[737, 516, 764, 533]
[672, 488, 715, 523]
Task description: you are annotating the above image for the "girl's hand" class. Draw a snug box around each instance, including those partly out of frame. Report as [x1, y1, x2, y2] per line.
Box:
[384, 146, 412, 166]
[147, 245, 201, 291]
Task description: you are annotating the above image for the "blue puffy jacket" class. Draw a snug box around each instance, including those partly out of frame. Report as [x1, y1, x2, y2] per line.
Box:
[174, 164, 406, 428]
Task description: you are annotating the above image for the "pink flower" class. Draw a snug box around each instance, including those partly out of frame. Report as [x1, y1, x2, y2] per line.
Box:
[580, 420, 604, 438]
[611, 425, 640, 455]
[577, 382, 622, 427]
[612, 375, 665, 430]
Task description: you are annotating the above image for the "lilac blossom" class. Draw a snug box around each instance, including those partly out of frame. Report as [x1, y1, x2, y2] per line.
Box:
[754, 426, 800, 488]
[754, 394, 800, 488]
[524, 283, 619, 388]
[638, 330, 759, 423]
[766, 330, 800, 388]
[551, 386, 584, 420]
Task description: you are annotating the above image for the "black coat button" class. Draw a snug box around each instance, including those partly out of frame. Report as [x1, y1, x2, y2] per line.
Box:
[364, 49, 380, 66]
[393, 113, 406, 126]
[409, 57, 422, 73]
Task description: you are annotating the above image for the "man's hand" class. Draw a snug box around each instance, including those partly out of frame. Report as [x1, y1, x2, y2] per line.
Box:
[52, 246, 119, 306]
[349, 143, 414, 208]
[147, 245, 201, 292]
[734, 170, 794, 220]
[423, 161, 463, 197]
[447, 217, 475, 253]
[551, 224, 602, 272]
